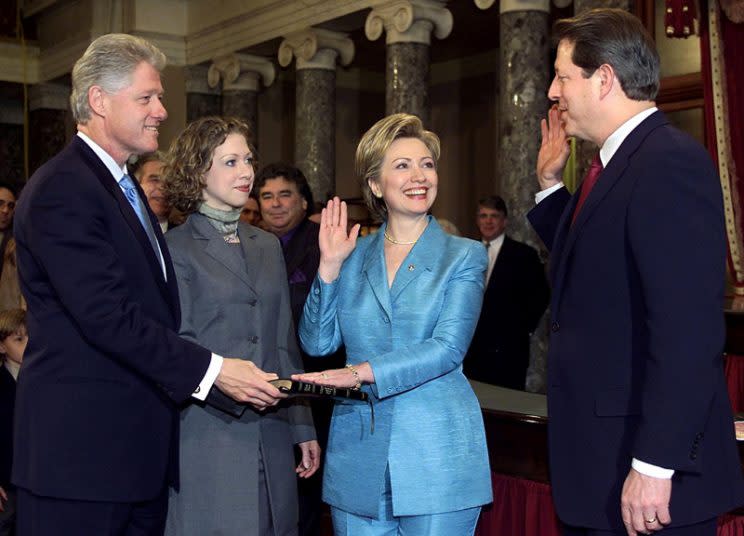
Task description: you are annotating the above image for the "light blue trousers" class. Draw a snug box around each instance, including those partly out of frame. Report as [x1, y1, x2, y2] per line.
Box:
[330, 467, 481, 536]
[331, 506, 481, 536]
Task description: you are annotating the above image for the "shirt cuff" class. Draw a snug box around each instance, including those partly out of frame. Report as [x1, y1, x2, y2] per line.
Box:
[535, 182, 564, 204]
[192, 353, 223, 401]
[632, 458, 674, 479]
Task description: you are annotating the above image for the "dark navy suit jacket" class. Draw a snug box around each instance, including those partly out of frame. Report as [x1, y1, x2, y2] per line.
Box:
[12, 137, 211, 502]
[465, 235, 549, 389]
[528, 111, 744, 529]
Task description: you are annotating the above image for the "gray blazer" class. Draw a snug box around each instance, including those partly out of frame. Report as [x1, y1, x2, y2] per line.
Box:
[164, 213, 315, 536]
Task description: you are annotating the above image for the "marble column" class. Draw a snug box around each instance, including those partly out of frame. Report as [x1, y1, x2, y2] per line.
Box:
[279, 28, 354, 203]
[365, 0, 452, 125]
[29, 83, 70, 176]
[477, 0, 551, 393]
[208, 54, 275, 143]
[0, 103, 25, 187]
[185, 64, 221, 122]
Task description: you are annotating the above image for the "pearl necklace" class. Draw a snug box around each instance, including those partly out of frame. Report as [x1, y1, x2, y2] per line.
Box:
[384, 231, 417, 245]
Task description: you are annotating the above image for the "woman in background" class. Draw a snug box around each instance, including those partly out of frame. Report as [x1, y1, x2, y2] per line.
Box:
[163, 116, 319, 536]
[295, 113, 492, 535]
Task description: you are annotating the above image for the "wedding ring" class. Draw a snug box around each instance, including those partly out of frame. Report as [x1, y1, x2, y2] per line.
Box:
[644, 517, 657, 524]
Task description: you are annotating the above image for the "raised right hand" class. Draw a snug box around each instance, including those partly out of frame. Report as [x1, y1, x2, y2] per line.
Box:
[215, 358, 285, 410]
[537, 104, 571, 190]
[317, 196, 360, 283]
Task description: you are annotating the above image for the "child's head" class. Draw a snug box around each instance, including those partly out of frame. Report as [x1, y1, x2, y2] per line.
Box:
[0, 308, 27, 366]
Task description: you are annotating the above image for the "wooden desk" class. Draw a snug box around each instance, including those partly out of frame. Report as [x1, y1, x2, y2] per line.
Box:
[471, 381, 550, 483]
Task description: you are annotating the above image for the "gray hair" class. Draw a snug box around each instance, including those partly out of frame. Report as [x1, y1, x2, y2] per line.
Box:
[70, 33, 166, 124]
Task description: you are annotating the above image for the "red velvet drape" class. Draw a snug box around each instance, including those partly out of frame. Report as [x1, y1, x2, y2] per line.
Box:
[701, 1, 744, 291]
[725, 354, 744, 413]
[475, 474, 561, 536]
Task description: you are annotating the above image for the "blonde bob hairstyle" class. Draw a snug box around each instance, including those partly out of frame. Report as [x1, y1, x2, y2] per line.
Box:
[163, 116, 256, 215]
[355, 113, 440, 222]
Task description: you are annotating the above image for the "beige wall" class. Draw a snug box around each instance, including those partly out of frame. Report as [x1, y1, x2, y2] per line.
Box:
[158, 65, 187, 154]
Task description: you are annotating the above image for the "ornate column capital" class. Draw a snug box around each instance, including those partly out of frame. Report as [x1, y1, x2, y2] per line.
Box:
[207, 53, 276, 92]
[185, 64, 220, 96]
[474, 0, 556, 12]
[365, 0, 453, 45]
[278, 28, 354, 71]
[28, 82, 70, 112]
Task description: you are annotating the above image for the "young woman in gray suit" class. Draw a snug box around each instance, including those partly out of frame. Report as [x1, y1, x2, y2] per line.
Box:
[162, 116, 319, 536]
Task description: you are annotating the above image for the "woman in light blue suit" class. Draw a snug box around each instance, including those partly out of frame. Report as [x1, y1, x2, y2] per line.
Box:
[294, 114, 492, 535]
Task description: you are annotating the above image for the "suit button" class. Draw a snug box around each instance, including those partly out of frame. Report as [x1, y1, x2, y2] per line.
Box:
[690, 453, 697, 460]
[249, 299, 257, 306]
[251, 336, 259, 343]
[383, 317, 390, 323]
[551, 321, 560, 332]
[696, 432, 704, 440]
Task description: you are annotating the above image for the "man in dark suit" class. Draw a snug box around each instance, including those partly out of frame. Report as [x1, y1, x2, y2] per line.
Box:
[254, 162, 342, 536]
[12, 33, 283, 535]
[528, 9, 744, 536]
[464, 195, 549, 390]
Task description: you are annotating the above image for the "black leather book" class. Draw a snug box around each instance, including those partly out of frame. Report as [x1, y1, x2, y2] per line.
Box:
[270, 379, 368, 402]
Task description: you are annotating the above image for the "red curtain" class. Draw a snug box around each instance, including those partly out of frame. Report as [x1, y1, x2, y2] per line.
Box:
[476, 473, 743, 535]
[725, 354, 744, 413]
[719, 514, 744, 536]
[701, 1, 744, 292]
[475, 473, 561, 536]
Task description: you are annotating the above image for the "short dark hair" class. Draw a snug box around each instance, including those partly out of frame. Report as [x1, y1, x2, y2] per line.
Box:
[0, 182, 18, 199]
[131, 151, 165, 181]
[254, 162, 315, 217]
[0, 308, 25, 342]
[553, 8, 659, 101]
[478, 195, 508, 218]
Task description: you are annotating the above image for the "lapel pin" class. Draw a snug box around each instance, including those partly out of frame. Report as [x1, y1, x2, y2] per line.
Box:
[408, 264, 415, 271]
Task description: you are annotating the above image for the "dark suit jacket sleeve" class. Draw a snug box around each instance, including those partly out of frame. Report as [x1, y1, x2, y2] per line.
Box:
[23, 170, 210, 402]
[626, 138, 726, 472]
[522, 245, 550, 333]
[528, 186, 572, 251]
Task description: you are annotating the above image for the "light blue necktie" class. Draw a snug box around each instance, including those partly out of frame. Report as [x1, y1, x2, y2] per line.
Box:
[119, 174, 164, 272]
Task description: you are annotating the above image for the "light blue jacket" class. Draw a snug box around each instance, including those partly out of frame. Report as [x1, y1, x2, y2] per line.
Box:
[299, 216, 493, 517]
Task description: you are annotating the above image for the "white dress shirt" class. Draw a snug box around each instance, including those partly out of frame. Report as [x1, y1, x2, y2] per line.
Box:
[484, 233, 505, 284]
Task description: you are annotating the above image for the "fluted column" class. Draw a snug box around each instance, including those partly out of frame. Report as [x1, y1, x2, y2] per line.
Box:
[366, 0, 452, 125]
[279, 28, 354, 203]
[29, 83, 70, 175]
[185, 64, 221, 122]
[208, 54, 275, 142]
